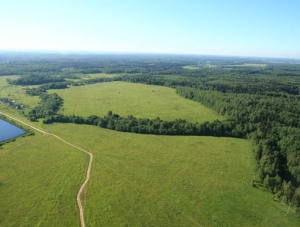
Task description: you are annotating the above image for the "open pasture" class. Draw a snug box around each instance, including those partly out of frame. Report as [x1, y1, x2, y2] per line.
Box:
[0, 134, 87, 227]
[45, 123, 300, 227]
[51, 81, 224, 123]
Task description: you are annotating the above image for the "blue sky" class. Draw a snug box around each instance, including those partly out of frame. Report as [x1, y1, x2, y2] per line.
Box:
[0, 0, 299, 58]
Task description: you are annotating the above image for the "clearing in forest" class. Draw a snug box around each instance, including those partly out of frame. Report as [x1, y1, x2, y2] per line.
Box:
[51, 81, 224, 123]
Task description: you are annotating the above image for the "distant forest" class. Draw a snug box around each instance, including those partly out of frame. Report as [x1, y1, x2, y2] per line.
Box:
[1, 52, 300, 214]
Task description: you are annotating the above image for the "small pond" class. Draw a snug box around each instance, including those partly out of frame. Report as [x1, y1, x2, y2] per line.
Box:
[0, 119, 25, 142]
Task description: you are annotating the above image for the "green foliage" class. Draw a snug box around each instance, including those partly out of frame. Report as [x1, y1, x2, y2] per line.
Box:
[43, 111, 235, 137]
[175, 85, 300, 211]
[25, 82, 69, 96]
[29, 93, 63, 121]
[7, 73, 65, 85]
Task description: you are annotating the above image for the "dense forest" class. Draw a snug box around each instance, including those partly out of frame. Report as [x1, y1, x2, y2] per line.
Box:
[1, 52, 300, 214]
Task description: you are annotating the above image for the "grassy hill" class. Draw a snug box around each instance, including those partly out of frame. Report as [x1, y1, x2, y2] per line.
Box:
[51, 82, 224, 123]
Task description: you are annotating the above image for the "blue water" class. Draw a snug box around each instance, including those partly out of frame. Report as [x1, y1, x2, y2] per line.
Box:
[0, 119, 25, 142]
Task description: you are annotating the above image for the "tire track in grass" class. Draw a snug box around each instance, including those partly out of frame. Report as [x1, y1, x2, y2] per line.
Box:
[0, 110, 92, 227]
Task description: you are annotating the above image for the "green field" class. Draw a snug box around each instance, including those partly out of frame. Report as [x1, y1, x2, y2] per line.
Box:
[183, 65, 201, 70]
[81, 73, 122, 79]
[0, 134, 87, 227]
[225, 63, 267, 67]
[65, 73, 121, 83]
[51, 81, 224, 123]
[44, 123, 300, 227]
[0, 76, 39, 110]
[183, 63, 216, 70]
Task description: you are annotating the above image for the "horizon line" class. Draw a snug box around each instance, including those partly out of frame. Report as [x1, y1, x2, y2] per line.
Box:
[0, 49, 299, 61]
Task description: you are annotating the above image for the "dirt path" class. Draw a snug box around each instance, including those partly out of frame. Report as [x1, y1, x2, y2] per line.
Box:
[0, 111, 92, 227]
[50, 134, 93, 227]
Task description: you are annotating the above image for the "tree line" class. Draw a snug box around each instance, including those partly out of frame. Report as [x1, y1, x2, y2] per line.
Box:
[175, 86, 300, 212]
[43, 111, 239, 137]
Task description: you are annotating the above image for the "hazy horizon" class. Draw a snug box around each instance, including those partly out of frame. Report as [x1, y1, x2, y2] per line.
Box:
[1, 0, 299, 59]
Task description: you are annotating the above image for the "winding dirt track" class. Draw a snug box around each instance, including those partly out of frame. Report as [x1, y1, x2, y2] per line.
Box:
[0, 111, 92, 227]
[51, 133, 93, 227]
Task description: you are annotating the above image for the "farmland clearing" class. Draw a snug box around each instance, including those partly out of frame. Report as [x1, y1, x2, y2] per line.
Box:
[51, 81, 224, 123]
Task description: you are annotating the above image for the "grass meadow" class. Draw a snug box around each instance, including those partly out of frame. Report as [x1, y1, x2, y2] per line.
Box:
[183, 65, 201, 70]
[65, 73, 121, 83]
[45, 123, 300, 227]
[0, 76, 40, 110]
[225, 63, 268, 68]
[0, 134, 87, 227]
[81, 73, 122, 79]
[183, 64, 216, 69]
[51, 81, 224, 123]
